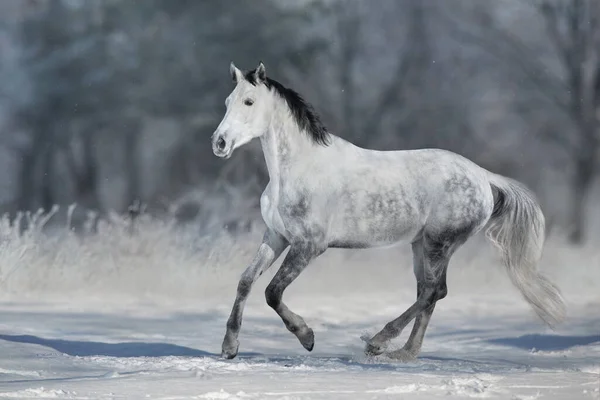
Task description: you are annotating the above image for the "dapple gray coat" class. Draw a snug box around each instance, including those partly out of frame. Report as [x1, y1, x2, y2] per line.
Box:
[211, 62, 566, 360]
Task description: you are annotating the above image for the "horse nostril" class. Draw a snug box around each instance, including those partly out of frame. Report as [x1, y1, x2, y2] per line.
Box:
[217, 137, 226, 151]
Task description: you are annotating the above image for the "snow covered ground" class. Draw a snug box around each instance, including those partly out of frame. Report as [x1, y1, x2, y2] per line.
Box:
[0, 215, 598, 399]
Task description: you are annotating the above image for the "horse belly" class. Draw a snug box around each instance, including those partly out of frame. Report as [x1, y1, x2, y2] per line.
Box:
[329, 202, 423, 248]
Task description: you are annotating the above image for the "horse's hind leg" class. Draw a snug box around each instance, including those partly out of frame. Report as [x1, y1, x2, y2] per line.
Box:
[388, 238, 437, 361]
[365, 228, 465, 357]
[390, 304, 436, 361]
[265, 242, 324, 352]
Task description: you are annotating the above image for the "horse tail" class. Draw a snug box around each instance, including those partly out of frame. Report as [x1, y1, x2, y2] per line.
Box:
[485, 173, 566, 328]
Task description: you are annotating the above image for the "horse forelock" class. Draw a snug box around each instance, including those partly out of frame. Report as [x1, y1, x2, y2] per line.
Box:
[243, 68, 331, 146]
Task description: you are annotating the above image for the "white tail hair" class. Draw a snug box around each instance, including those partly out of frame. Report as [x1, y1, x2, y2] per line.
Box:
[485, 174, 566, 328]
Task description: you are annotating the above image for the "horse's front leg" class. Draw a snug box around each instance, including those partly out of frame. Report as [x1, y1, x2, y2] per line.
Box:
[222, 230, 288, 359]
[265, 242, 325, 352]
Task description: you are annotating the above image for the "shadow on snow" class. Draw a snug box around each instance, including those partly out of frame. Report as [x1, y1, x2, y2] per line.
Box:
[487, 333, 600, 351]
[0, 334, 262, 358]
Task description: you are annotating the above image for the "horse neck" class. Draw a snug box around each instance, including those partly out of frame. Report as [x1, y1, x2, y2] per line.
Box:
[260, 108, 316, 184]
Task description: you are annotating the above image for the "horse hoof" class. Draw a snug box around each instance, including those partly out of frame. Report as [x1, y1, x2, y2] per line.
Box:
[299, 328, 314, 352]
[221, 337, 239, 359]
[364, 341, 385, 356]
[221, 350, 238, 359]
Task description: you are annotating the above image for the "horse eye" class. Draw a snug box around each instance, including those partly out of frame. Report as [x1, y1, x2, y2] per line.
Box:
[244, 99, 254, 106]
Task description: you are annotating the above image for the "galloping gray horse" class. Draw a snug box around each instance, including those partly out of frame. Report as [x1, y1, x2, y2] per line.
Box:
[211, 62, 566, 360]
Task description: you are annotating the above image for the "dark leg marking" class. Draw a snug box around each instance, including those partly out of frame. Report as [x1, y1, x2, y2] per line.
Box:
[365, 226, 472, 357]
[221, 230, 288, 359]
[388, 238, 436, 361]
[265, 242, 324, 352]
[389, 304, 436, 361]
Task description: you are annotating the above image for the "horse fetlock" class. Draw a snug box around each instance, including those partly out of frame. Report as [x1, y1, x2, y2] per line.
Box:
[364, 339, 388, 356]
[226, 316, 241, 332]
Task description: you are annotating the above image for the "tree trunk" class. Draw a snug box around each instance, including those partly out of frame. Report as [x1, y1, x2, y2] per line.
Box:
[124, 120, 141, 212]
[568, 143, 596, 244]
[17, 130, 47, 214]
[15, 130, 50, 232]
[40, 142, 55, 213]
[336, 3, 360, 142]
[17, 149, 39, 214]
[78, 133, 102, 212]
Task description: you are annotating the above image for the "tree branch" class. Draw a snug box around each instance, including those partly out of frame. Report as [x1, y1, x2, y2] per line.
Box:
[361, 54, 413, 137]
[440, 9, 570, 113]
[539, 1, 572, 67]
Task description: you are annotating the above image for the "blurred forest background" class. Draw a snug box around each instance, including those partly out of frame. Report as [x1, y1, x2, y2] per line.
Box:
[0, 0, 599, 244]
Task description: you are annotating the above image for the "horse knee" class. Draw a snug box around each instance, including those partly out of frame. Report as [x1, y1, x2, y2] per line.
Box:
[237, 276, 253, 298]
[265, 284, 280, 309]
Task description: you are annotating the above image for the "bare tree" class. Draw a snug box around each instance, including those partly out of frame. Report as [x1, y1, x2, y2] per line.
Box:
[290, 0, 436, 148]
[443, 0, 600, 243]
[539, 0, 600, 243]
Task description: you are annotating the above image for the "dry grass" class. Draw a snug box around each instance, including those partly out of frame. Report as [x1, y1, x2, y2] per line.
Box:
[0, 200, 598, 317]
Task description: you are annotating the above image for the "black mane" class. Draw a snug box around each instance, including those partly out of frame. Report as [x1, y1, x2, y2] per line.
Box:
[244, 69, 331, 146]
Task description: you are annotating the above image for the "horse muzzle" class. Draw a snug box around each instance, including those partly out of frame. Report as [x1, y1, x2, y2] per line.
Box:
[212, 133, 234, 159]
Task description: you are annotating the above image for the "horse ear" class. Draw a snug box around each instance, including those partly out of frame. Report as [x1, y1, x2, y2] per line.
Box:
[230, 61, 242, 83]
[255, 61, 266, 82]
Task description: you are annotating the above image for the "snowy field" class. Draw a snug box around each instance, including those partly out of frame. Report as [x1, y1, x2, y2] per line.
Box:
[0, 214, 598, 399]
